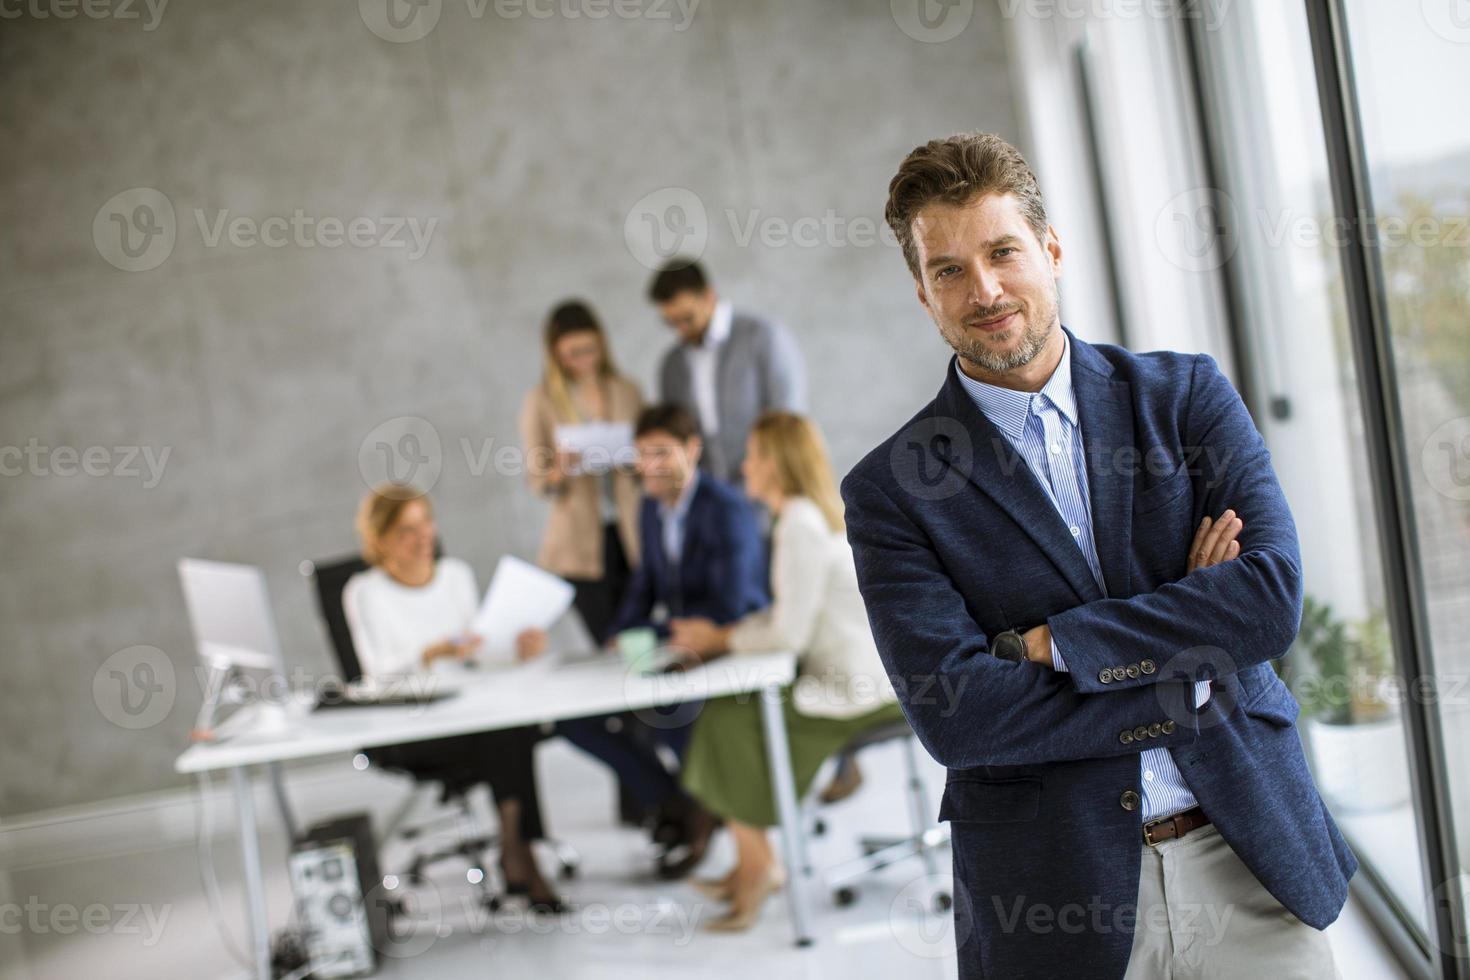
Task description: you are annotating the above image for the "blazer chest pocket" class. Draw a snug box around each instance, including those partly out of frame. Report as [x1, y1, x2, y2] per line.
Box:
[938, 778, 1041, 824]
[1134, 463, 1192, 516]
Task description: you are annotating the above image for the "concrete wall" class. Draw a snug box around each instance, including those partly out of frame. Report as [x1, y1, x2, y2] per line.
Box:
[0, 0, 1018, 814]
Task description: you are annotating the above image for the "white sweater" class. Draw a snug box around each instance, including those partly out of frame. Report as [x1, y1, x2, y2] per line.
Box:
[342, 557, 478, 678]
[729, 497, 897, 719]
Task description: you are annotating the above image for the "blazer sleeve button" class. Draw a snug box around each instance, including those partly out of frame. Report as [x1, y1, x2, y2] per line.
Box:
[1119, 730, 1134, 744]
[1133, 725, 1149, 741]
[1161, 719, 1177, 735]
[1148, 722, 1163, 737]
[1099, 669, 1113, 684]
[1126, 664, 1141, 679]
[1140, 660, 1157, 675]
[1110, 667, 1128, 682]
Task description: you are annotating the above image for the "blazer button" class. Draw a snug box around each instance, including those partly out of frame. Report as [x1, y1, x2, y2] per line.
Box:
[1161, 719, 1177, 735]
[1098, 669, 1113, 684]
[1148, 722, 1163, 737]
[1140, 660, 1157, 675]
[1120, 790, 1141, 811]
[1133, 725, 1149, 741]
[1119, 730, 1134, 744]
[1126, 664, 1141, 679]
[1110, 667, 1128, 682]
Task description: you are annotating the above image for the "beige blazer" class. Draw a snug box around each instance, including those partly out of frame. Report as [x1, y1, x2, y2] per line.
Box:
[519, 375, 643, 580]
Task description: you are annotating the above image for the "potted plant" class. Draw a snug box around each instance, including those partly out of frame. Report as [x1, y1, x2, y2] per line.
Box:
[1290, 597, 1409, 813]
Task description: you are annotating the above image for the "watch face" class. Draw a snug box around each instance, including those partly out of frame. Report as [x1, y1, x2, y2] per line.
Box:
[992, 629, 1027, 663]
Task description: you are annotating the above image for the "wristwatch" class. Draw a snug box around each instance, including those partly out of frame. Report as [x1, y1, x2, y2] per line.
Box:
[991, 628, 1028, 663]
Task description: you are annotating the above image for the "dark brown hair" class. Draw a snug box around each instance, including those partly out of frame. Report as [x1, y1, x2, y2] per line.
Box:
[884, 132, 1049, 279]
[634, 403, 700, 442]
[647, 260, 710, 303]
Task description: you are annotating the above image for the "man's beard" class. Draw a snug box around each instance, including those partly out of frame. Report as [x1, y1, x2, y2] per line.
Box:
[943, 297, 1058, 374]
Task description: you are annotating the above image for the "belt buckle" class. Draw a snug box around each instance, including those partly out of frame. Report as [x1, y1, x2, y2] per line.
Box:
[1142, 818, 1168, 848]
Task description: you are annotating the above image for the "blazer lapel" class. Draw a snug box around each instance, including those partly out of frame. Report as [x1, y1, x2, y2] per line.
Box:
[643, 497, 669, 591]
[933, 355, 1104, 605]
[1068, 335, 1135, 599]
[678, 478, 706, 571]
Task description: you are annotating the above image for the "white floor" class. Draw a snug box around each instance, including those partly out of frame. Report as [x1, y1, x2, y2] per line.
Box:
[1, 737, 1408, 980]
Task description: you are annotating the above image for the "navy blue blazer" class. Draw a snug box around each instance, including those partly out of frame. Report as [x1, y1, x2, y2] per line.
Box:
[608, 474, 769, 643]
[842, 328, 1356, 980]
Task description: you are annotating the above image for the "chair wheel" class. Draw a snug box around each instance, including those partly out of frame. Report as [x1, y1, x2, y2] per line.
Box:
[933, 892, 953, 913]
[560, 863, 578, 880]
[811, 819, 827, 837]
[833, 886, 858, 907]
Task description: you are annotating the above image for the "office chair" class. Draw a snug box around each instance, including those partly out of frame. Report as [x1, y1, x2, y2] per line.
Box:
[809, 718, 952, 912]
[302, 553, 580, 915]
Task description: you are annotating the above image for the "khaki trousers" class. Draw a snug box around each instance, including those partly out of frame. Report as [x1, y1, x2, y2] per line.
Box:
[1122, 823, 1340, 979]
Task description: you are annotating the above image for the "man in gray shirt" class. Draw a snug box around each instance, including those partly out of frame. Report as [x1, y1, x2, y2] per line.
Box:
[649, 260, 807, 483]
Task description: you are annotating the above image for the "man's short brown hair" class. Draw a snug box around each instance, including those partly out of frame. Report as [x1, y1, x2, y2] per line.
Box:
[884, 132, 1049, 280]
[634, 403, 700, 442]
[647, 260, 710, 303]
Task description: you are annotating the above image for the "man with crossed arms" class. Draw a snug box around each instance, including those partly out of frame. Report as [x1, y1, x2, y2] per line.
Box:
[842, 132, 1355, 979]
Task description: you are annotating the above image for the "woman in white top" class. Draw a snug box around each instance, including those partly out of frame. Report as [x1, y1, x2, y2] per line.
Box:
[343, 487, 563, 912]
[669, 412, 902, 931]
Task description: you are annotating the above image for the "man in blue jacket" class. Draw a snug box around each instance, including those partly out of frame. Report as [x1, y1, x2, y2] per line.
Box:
[842, 132, 1355, 978]
[607, 403, 770, 640]
[559, 403, 769, 878]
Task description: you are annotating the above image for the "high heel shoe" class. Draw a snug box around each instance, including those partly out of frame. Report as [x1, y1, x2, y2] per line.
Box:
[499, 860, 569, 915]
[503, 880, 569, 915]
[702, 863, 786, 932]
[819, 755, 864, 805]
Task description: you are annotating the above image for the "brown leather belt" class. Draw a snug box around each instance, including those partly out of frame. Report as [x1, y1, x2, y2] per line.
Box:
[1142, 806, 1211, 847]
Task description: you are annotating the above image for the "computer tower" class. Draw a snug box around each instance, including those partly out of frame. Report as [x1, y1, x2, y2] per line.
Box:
[289, 814, 387, 978]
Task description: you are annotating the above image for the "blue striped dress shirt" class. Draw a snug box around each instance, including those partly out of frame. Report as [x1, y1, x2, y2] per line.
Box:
[659, 471, 701, 566]
[955, 331, 1207, 822]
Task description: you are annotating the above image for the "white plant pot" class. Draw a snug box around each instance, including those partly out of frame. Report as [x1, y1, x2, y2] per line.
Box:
[1305, 715, 1411, 813]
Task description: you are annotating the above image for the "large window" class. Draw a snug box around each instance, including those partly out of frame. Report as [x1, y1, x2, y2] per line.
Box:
[1191, 0, 1430, 941]
[1340, 0, 1470, 959]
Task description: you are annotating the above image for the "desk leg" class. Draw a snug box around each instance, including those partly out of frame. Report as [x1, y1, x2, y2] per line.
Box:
[231, 765, 272, 980]
[266, 760, 300, 842]
[758, 681, 814, 947]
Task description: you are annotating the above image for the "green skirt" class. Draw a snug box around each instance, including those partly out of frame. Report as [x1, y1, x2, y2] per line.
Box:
[681, 687, 906, 827]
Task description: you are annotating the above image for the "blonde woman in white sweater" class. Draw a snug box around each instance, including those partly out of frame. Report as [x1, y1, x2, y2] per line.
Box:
[670, 412, 902, 931]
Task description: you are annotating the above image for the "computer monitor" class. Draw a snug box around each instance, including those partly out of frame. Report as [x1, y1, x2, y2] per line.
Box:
[178, 558, 291, 735]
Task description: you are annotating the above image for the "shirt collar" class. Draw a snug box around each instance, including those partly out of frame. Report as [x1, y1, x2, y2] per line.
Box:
[659, 470, 700, 521]
[953, 329, 1078, 440]
[697, 299, 733, 350]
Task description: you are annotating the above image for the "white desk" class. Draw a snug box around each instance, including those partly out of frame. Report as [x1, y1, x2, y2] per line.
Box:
[176, 650, 811, 979]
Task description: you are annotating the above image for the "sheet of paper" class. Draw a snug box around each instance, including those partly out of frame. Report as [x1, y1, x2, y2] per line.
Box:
[553, 422, 635, 474]
[469, 555, 576, 663]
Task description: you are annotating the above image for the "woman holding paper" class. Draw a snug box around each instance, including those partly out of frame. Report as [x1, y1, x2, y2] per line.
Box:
[519, 299, 643, 644]
[668, 412, 902, 931]
[344, 486, 564, 912]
